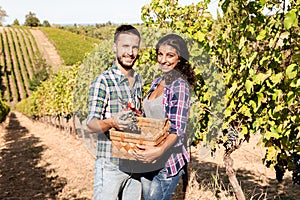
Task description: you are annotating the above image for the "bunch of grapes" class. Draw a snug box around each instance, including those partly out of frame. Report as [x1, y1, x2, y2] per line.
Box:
[119, 111, 141, 134]
[224, 128, 239, 151]
[292, 153, 300, 184]
[274, 163, 286, 183]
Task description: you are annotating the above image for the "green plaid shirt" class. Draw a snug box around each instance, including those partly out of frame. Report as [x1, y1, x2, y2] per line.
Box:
[87, 64, 143, 164]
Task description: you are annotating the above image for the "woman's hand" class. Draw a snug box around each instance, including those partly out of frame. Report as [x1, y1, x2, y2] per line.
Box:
[131, 144, 164, 163]
[129, 133, 178, 163]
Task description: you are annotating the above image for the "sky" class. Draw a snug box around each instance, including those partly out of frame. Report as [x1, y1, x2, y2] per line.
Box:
[1, 0, 221, 25]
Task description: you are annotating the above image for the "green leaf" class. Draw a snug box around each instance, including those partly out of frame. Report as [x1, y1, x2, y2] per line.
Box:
[239, 104, 251, 117]
[270, 127, 281, 139]
[264, 146, 280, 168]
[252, 70, 271, 84]
[287, 91, 295, 104]
[247, 52, 258, 68]
[245, 80, 253, 94]
[269, 73, 283, 85]
[290, 79, 300, 88]
[240, 125, 248, 135]
[256, 29, 267, 41]
[286, 63, 297, 79]
[257, 92, 266, 103]
[265, 130, 280, 140]
[239, 36, 246, 50]
[249, 100, 257, 111]
[260, 0, 266, 5]
[284, 9, 298, 30]
[195, 31, 206, 42]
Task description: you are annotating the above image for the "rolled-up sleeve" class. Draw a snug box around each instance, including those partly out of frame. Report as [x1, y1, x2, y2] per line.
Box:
[167, 80, 191, 144]
[86, 76, 108, 125]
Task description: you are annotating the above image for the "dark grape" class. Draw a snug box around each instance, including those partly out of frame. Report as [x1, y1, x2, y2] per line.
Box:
[224, 128, 239, 150]
[274, 164, 285, 183]
[292, 153, 300, 184]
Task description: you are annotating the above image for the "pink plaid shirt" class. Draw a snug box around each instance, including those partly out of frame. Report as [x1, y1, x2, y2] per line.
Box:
[147, 77, 191, 177]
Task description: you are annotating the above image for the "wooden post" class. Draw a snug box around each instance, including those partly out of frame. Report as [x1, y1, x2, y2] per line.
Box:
[71, 116, 76, 137]
[224, 153, 246, 200]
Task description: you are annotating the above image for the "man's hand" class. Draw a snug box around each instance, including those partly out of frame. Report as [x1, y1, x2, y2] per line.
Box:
[112, 110, 132, 130]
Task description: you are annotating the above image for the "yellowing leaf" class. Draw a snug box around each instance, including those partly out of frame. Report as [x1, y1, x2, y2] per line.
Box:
[239, 36, 246, 50]
[270, 73, 283, 85]
[239, 104, 251, 117]
[265, 130, 279, 140]
[256, 29, 267, 41]
[286, 63, 297, 79]
[195, 31, 206, 42]
[240, 125, 248, 135]
[290, 79, 300, 88]
[284, 9, 298, 30]
[252, 71, 271, 84]
[265, 146, 279, 168]
[245, 80, 253, 94]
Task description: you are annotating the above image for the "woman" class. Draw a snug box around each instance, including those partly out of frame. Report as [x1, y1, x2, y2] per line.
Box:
[132, 33, 196, 200]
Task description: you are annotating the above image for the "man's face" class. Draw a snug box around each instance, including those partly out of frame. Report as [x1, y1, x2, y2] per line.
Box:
[114, 33, 140, 70]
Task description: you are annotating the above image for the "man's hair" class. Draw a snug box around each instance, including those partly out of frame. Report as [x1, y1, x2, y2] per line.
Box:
[114, 24, 141, 43]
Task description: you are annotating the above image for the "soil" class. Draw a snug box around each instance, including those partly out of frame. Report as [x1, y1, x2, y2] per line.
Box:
[0, 112, 94, 200]
[0, 112, 299, 200]
[30, 29, 63, 73]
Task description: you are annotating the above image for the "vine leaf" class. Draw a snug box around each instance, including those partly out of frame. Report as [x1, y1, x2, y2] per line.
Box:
[265, 128, 280, 140]
[284, 9, 298, 30]
[285, 63, 297, 79]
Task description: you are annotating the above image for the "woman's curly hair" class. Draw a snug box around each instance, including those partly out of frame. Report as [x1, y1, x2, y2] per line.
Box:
[156, 33, 196, 88]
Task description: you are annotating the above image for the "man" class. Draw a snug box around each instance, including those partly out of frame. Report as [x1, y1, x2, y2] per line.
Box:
[86, 24, 142, 200]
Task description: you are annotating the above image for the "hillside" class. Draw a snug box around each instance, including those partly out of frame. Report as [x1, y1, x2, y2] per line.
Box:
[0, 26, 100, 107]
[29, 29, 63, 73]
[0, 26, 41, 106]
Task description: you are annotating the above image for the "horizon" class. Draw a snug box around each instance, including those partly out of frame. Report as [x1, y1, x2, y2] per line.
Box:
[1, 0, 221, 26]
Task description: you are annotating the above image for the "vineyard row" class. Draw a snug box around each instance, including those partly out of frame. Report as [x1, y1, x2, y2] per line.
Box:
[0, 27, 42, 105]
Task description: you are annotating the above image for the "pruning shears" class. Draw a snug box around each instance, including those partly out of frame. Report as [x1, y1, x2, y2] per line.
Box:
[118, 97, 142, 116]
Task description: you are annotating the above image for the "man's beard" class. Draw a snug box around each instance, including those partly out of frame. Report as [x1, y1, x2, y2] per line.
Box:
[117, 55, 139, 70]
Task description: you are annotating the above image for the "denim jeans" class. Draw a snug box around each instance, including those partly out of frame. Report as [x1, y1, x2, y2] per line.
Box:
[94, 158, 142, 200]
[141, 167, 185, 200]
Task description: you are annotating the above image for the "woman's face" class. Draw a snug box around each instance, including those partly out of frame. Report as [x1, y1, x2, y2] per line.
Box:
[157, 44, 180, 73]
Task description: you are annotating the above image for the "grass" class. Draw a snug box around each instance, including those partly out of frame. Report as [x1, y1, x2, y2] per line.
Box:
[39, 27, 101, 66]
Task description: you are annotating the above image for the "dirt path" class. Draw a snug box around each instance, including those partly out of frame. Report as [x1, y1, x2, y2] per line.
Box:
[0, 112, 299, 200]
[30, 29, 63, 73]
[0, 112, 94, 200]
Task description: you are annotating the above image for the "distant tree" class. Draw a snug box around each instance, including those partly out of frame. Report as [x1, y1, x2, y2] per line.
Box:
[13, 19, 20, 26]
[24, 12, 40, 27]
[42, 20, 51, 27]
[0, 6, 8, 26]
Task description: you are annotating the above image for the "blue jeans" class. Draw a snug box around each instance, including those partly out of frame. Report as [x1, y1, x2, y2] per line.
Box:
[94, 158, 142, 200]
[141, 167, 185, 200]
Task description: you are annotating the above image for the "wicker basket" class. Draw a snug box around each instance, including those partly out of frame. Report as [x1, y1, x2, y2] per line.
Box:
[110, 117, 170, 160]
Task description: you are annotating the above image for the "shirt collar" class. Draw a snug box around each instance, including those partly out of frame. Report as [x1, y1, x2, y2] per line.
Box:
[111, 63, 140, 84]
